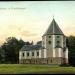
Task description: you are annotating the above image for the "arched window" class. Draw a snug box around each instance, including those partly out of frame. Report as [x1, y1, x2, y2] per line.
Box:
[49, 36, 51, 38]
[57, 36, 59, 38]
[57, 41, 60, 44]
[56, 41, 60, 47]
[48, 41, 51, 44]
[51, 59, 52, 63]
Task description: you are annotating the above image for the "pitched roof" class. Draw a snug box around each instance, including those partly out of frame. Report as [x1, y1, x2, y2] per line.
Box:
[43, 18, 64, 36]
[20, 44, 45, 51]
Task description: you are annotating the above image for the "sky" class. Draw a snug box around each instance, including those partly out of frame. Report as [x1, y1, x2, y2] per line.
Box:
[0, 1, 75, 45]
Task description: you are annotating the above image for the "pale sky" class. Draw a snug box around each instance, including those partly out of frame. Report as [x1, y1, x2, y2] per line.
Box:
[0, 1, 75, 45]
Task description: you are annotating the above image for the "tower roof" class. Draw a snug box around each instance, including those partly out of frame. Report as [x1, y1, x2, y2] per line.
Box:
[43, 18, 64, 36]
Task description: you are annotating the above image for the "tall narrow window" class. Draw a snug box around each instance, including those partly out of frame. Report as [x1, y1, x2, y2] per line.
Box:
[22, 53, 24, 57]
[32, 52, 34, 56]
[27, 52, 29, 56]
[37, 52, 39, 56]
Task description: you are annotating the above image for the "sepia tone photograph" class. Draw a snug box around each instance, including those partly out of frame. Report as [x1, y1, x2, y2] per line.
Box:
[0, 1, 74, 74]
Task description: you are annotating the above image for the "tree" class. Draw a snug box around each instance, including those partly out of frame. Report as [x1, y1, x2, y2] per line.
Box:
[18, 39, 26, 50]
[66, 36, 75, 66]
[2, 37, 19, 63]
[1, 37, 31, 64]
[0, 47, 5, 63]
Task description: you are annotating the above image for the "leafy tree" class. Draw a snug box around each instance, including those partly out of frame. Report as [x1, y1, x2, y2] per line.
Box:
[0, 47, 5, 63]
[66, 36, 75, 66]
[1, 37, 31, 64]
[18, 39, 26, 50]
[2, 37, 19, 63]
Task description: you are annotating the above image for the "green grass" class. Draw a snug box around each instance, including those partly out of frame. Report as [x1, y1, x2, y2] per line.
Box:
[0, 64, 74, 74]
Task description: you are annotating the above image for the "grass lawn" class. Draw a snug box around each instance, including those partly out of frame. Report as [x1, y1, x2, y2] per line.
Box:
[0, 64, 74, 74]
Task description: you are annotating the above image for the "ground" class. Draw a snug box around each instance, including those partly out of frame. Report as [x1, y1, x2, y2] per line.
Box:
[0, 64, 74, 74]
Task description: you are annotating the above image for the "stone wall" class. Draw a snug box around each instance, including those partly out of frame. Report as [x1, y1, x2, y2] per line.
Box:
[19, 57, 68, 64]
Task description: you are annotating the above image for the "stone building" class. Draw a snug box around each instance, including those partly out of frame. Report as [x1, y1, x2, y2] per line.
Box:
[19, 18, 68, 64]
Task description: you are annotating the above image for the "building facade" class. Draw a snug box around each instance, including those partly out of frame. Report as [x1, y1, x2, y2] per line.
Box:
[19, 18, 68, 64]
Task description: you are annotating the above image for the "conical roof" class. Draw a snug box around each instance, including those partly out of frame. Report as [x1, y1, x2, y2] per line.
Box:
[43, 18, 64, 36]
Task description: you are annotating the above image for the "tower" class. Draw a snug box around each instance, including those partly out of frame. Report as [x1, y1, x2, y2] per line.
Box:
[42, 18, 68, 64]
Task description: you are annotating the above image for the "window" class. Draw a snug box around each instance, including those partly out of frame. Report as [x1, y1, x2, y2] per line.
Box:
[51, 59, 52, 63]
[22, 53, 24, 57]
[49, 36, 51, 38]
[37, 52, 39, 56]
[48, 41, 51, 44]
[27, 52, 29, 56]
[57, 36, 59, 38]
[32, 52, 34, 56]
[57, 41, 60, 46]
[57, 41, 60, 43]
